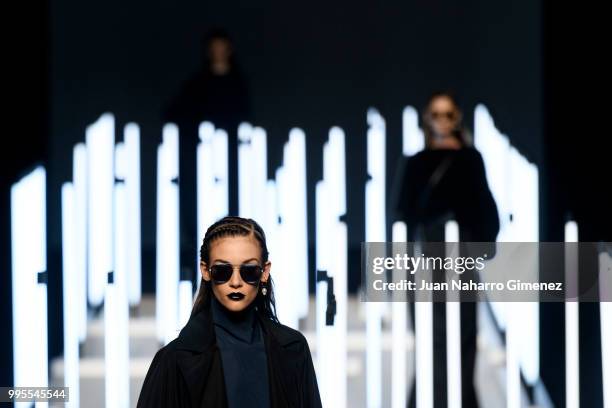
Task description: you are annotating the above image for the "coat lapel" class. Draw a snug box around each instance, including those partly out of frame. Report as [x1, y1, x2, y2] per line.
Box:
[174, 304, 220, 407]
[174, 302, 305, 408]
[259, 315, 303, 408]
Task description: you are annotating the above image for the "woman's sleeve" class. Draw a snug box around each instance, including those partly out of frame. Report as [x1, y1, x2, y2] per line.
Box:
[301, 338, 323, 408]
[136, 347, 178, 408]
[461, 149, 500, 241]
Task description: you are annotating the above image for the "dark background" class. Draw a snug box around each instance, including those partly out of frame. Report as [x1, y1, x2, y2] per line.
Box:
[2, 1, 609, 406]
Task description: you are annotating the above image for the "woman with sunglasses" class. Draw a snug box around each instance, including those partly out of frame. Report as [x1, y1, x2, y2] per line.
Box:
[137, 216, 322, 408]
[393, 91, 499, 408]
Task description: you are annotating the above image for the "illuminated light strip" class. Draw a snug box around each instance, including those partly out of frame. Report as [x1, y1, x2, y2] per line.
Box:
[86, 113, 115, 307]
[513, 151, 540, 388]
[315, 180, 331, 404]
[11, 166, 48, 408]
[124, 123, 142, 307]
[315, 127, 348, 407]
[61, 183, 80, 408]
[288, 128, 309, 320]
[445, 221, 462, 408]
[178, 280, 193, 330]
[599, 250, 612, 408]
[331, 221, 348, 408]
[110, 142, 130, 406]
[275, 167, 290, 326]
[506, 301, 521, 408]
[565, 221, 579, 408]
[400, 105, 433, 408]
[414, 247, 433, 408]
[196, 122, 215, 293]
[104, 273, 123, 407]
[474, 105, 510, 331]
[213, 128, 229, 219]
[391, 221, 408, 408]
[238, 122, 254, 217]
[72, 143, 88, 342]
[250, 127, 268, 226]
[402, 106, 424, 156]
[365, 108, 386, 408]
[475, 105, 542, 404]
[156, 124, 180, 343]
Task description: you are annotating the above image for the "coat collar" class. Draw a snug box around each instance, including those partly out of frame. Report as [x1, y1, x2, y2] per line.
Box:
[174, 299, 302, 407]
[175, 300, 301, 352]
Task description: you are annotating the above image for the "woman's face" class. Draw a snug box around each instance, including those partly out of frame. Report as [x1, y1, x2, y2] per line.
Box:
[200, 235, 270, 313]
[427, 96, 461, 138]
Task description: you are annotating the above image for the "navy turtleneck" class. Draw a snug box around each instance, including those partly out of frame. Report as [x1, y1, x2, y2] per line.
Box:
[210, 296, 270, 408]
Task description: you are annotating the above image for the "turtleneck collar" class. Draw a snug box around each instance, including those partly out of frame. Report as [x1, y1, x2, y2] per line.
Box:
[210, 295, 258, 344]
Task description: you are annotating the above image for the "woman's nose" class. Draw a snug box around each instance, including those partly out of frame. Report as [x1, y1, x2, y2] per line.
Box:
[229, 268, 243, 287]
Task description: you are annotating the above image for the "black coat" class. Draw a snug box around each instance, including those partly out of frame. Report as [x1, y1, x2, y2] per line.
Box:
[136, 301, 322, 408]
[393, 147, 499, 242]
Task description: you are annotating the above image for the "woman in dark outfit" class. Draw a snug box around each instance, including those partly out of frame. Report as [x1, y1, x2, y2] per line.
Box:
[137, 216, 322, 408]
[394, 92, 499, 408]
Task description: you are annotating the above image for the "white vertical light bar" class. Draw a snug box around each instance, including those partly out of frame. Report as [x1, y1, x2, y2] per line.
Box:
[315, 127, 347, 408]
[124, 123, 142, 306]
[251, 127, 268, 224]
[238, 122, 254, 217]
[264, 179, 280, 299]
[565, 221, 579, 408]
[178, 280, 194, 329]
[506, 301, 521, 408]
[332, 220, 348, 408]
[288, 128, 309, 319]
[213, 128, 229, 218]
[315, 180, 331, 404]
[156, 132, 168, 341]
[196, 122, 215, 290]
[237, 124, 269, 230]
[61, 183, 80, 408]
[86, 113, 115, 307]
[105, 273, 120, 408]
[72, 143, 88, 342]
[474, 105, 508, 331]
[476, 105, 542, 403]
[365, 108, 386, 408]
[110, 142, 130, 407]
[11, 166, 48, 408]
[600, 250, 612, 408]
[414, 243, 433, 408]
[402, 106, 424, 156]
[274, 164, 299, 328]
[513, 152, 540, 388]
[156, 124, 180, 343]
[445, 221, 462, 408]
[391, 221, 408, 408]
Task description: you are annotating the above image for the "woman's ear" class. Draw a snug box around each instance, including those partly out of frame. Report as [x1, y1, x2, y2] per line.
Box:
[200, 261, 211, 281]
[261, 261, 271, 283]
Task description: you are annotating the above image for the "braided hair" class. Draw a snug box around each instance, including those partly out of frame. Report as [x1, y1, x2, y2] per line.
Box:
[191, 216, 279, 322]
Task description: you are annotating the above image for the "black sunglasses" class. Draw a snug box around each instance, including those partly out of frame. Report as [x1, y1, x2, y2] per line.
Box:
[208, 263, 264, 285]
[430, 110, 456, 120]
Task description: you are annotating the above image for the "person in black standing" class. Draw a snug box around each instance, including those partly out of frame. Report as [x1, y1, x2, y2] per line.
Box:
[394, 91, 499, 408]
[137, 216, 322, 407]
[163, 28, 251, 284]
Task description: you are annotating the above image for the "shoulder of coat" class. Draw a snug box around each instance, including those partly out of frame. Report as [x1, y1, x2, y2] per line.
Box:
[265, 320, 308, 347]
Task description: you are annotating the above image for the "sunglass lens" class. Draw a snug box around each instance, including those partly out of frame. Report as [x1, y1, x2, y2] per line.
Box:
[211, 264, 233, 283]
[240, 264, 262, 283]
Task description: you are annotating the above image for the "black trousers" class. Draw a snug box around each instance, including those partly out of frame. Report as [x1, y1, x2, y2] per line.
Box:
[407, 299, 479, 408]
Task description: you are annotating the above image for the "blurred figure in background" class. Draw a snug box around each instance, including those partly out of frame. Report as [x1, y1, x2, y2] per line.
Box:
[394, 91, 499, 408]
[164, 28, 251, 134]
[163, 28, 251, 284]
